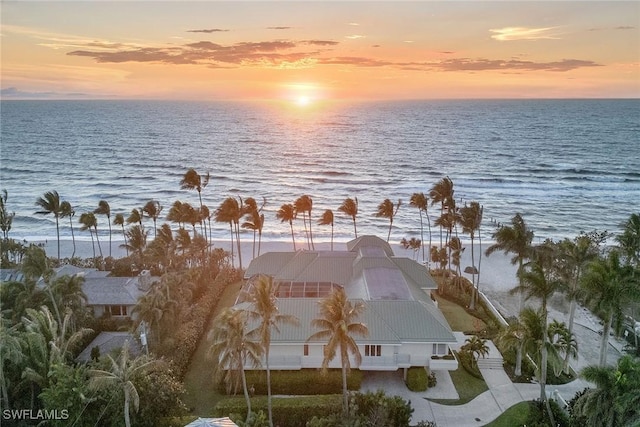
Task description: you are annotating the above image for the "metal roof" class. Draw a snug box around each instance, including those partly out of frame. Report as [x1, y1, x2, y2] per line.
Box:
[252, 298, 456, 345]
[83, 277, 144, 306]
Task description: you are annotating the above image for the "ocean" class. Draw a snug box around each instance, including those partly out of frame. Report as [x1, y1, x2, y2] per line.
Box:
[1, 99, 639, 245]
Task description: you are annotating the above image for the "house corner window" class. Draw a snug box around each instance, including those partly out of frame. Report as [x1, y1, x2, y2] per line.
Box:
[303, 344, 309, 356]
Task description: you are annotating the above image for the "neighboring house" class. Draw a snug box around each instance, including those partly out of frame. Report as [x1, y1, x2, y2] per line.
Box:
[40, 265, 156, 320]
[0, 268, 24, 283]
[237, 235, 458, 373]
[76, 331, 143, 363]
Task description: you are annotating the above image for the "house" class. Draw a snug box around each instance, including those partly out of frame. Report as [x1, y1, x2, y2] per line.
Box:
[42, 265, 155, 320]
[236, 235, 458, 373]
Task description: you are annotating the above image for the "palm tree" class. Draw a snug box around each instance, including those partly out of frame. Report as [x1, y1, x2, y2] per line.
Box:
[294, 195, 314, 250]
[49, 273, 87, 317]
[318, 209, 335, 251]
[512, 261, 560, 423]
[21, 306, 92, 398]
[207, 308, 262, 423]
[460, 202, 483, 309]
[126, 208, 142, 227]
[555, 233, 600, 373]
[132, 284, 175, 349]
[246, 275, 299, 427]
[215, 197, 243, 268]
[496, 315, 526, 377]
[89, 342, 157, 427]
[35, 190, 63, 260]
[572, 355, 640, 427]
[485, 213, 534, 312]
[400, 237, 421, 261]
[242, 200, 261, 259]
[114, 213, 128, 257]
[617, 213, 640, 266]
[308, 287, 368, 412]
[94, 200, 112, 257]
[59, 201, 76, 259]
[167, 201, 186, 229]
[338, 197, 359, 239]
[429, 177, 454, 249]
[409, 192, 430, 264]
[461, 335, 489, 369]
[121, 225, 148, 267]
[79, 212, 103, 259]
[581, 250, 639, 366]
[434, 209, 456, 273]
[142, 200, 163, 239]
[0, 189, 15, 240]
[276, 203, 297, 251]
[0, 313, 23, 410]
[548, 320, 578, 377]
[180, 168, 210, 236]
[375, 198, 401, 242]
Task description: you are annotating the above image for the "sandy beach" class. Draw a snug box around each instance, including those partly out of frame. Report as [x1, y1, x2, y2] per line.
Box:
[35, 236, 625, 370]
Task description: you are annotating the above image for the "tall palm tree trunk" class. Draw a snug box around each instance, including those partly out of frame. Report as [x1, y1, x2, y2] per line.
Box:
[515, 343, 523, 377]
[352, 218, 357, 238]
[89, 232, 96, 258]
[419, 210, 425, 263]
[289, 222, 296, 251]
[331, 223, 334, 251]
[107, 222, 112, 258]
[235, 222, 243, 270]
[540, 310, 555, 427]
[240, 354, 252, 423]
[124, 386, 131, 427]
[229, 222, 235, 267]
[470, 233, 477, 310]
[266, 349, 273, 427]
[69, 217, 76, 258]
[55, 217, 61, 260]
[341, 348, 348, 413]
[120, 225, 129, 256]
[600, 312, 613, 366]
[94, 227, 104, 258]
[302, 212, 310, 250]
[564, 295, 578, 374]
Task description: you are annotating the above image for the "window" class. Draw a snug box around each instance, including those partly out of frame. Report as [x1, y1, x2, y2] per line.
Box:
[432, 343, 447, 355]
[303, 344, 309, 356]
[365, 345, 381, 357]
[106, 305, 128, 316]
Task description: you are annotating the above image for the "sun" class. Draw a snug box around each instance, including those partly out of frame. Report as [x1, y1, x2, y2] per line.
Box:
[295, 95, 312, 107]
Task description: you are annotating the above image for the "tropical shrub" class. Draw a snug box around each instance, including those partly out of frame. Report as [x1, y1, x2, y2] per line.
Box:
[405, 367, 428, 391]
[240, 369, 363, 395]
[305, 390, 414, 427]
[216, 395, 342, 427]
[351, 389, 413, 427]
[524, 399, 570, 427]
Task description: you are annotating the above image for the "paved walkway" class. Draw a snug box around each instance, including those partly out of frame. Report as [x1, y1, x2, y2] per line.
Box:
[361, 340, 592, 427]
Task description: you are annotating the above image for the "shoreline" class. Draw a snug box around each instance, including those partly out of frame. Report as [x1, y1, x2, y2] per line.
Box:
[32, 237, 519, 290]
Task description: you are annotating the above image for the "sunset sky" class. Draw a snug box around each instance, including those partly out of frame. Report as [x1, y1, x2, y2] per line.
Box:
[1, 1, 638, 101]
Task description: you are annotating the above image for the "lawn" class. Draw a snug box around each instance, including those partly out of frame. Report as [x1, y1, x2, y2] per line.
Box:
[182, 279, 244, 415]
[428, 363, 489, 405]
[432, 292, 486, 332]
[482, 401, 531, 426]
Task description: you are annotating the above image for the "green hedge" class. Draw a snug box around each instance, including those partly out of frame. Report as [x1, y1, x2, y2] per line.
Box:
[405, 367, 428, 391]
[238, 369, 363, 395]
[214, 395, 342, 427]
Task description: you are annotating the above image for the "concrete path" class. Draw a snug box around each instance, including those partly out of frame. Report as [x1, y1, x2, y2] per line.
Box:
[361, 340, 593, 426]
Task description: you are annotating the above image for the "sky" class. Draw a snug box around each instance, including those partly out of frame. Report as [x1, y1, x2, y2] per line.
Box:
[1, 1, 639, 101]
